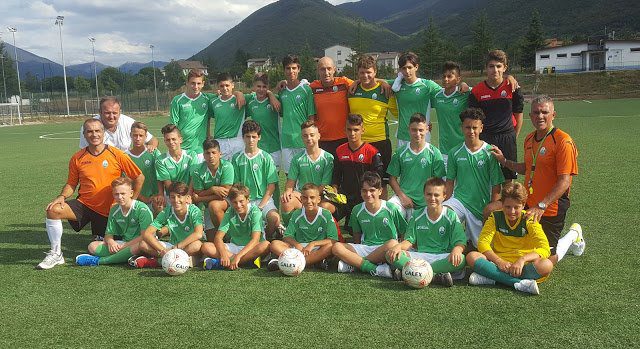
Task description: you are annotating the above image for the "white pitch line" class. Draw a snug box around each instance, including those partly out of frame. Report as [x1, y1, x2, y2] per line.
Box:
[39, 130, 79, 140]
[582, 100, 593, 104]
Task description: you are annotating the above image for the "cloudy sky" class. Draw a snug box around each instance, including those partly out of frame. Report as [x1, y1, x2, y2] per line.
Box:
[2, 0, 352, 66]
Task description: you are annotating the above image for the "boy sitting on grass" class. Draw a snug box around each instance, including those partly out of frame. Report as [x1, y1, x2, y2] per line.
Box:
[331, 172, 406, 279]
[132, 182, 204, 268]
[201, 184, 271, 270]
[75, 177, 153, 266]
[466, 182, 554, 295]
[268, 183, 338, 271]
[386, 177, 466, 287]
[190, 137, 234, 240]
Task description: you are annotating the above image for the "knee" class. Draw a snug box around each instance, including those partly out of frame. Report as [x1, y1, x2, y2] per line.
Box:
[46, 205, 63, 219]
[466, 251, 483, 267]
[535, 258, 554, 276]
[87, 241, 101, 254]
[332, 242, 346, 255]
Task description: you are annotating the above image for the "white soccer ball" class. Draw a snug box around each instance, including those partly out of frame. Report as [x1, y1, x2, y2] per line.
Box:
[278, 248, 306, 276]
[162, 249, 190, 276]
[402, 258, 433, 289]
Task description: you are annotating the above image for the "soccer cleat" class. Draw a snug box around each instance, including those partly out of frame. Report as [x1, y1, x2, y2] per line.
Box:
[127, 255, 140, 268]
[36, 250, 65, 270]
[337, 260, 355, 273]
[391, 267, 403, 281]
[75, 254, 100, 267]
[274, 224, 286, 240]
[93, 235, 104, 242]
[266, 258, 280, 272]
[514, 279, 540, 295]
[323, 185, 347, 205]
[433, 272, 454, 287]
[203, 257, 224, 270]
[129, 256, 158, 269]
[568, 223, 585, 256]
[468, 272, 496, 285]
[371, 264, 393, 278]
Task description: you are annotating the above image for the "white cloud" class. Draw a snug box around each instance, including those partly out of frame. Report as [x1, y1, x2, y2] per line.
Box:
[1, 0, 352, 66]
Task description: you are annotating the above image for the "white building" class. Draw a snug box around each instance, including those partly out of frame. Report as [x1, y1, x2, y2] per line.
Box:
[324, 45, 354, 72]
[535, 40, 640, 74]
[247, 58, 271, 73]
[367, 52, 400, 70]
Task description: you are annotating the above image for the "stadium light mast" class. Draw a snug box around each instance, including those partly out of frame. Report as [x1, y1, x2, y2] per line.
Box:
[7, 26, 22, 125]
[0, 53, 7, 103]
[55, 16, 70, 117]
[150, 44, 159, 112]
[89, 37, 99, 101]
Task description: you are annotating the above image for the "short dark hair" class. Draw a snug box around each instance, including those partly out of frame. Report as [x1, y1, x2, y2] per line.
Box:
[228, 184, 250, 200]
[282, 54, 300, 68]
[300, 120, 317, 131]
[361, 171, 382, 190]
[187, 69, 205, 80]
[486, 49, 508, 67]
[409, 113, 426, 125]
[217, 72, 233, 83]
[161, 123, 181, 136]
[83, 118, 104, 132]
[424, 177, 446, 192]
[202, 137, 220, 151]
[347, 114, 363, 126]
[459, 108, 485, 123]
[442, 61, 461, 76]
[242, 119, 261, 136]
[169, 182, 189, 196]
[357, 55, 377, 71]
[254, 73, 269, 85]
[398, 52, 419, 67]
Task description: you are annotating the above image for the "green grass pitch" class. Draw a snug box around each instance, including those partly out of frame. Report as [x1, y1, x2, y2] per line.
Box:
[1, 98, 639, 347]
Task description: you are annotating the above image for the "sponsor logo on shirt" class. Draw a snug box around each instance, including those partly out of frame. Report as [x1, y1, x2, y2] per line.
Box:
[457, 157, 467, 162]
[116, 219, 125, 223]
[215, 103, 222, 108]
[182, 103, 192, 109]
[416, 225, 429, 230]
[361, 219, 371, 223]
[130, 219, 137, 224]
[480, 95, 491, 100]
[341, 156, 350, 160]
[403, 157, 413, 162]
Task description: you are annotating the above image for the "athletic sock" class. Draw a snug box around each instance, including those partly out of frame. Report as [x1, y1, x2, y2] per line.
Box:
[45, 219, 63, 254]
[99, 247, 133, 265]
[520, 263, 543, 280]
[555, 230, 578, 262]
[473, 258, 521, 286]
[93, 244, 112, 257]
[388, 252, 411, 270]
[431, 256, 466, 274]
[360, 259, 377, 273]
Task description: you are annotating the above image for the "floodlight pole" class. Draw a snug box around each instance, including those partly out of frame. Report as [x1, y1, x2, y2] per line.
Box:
[0, 54, 7, 103]
[55, 16, 70, 117]
[89, 37, 99, 101]
[7, 27, 22, 124]
[150, 44, 159, 112]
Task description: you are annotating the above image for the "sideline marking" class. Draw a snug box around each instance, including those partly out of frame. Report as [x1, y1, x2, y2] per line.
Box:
[582, 100, 593, 104]
[39, 130, 79, 140]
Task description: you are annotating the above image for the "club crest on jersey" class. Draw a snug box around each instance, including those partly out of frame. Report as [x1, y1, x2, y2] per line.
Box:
[185, 226, 190, 231]
[318, 227, 323, 233]
[102, 160, 108, 168]
[421, 158, 427, 167]
[382, 218, 389, 226]
[358, 154, 364, 162]
[315, 164, 321, 171]
[183, 163, 188, 169]
[230, 103, 235, 108]
[267, 104, 272, 110]
[540, 147, 546, 155]
[252, 163, 259, 171]
[439, 226, 446, 236]
[295, 95, 302, 101]
[202, 103, 207, 109]
[415, 88, 421, 95]
[372, 93, 378, 100]
[500, 90, 507, 97]
[332, 86, 338, 92]
[215, 103, 222, 108]
[144, 159, 151, 167]
[453, 98, 459, 106]
[477, 159, 485, 167]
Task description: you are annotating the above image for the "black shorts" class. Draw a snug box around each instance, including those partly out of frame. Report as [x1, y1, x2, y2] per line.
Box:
[370, 139, 392, 183]
[67, 199, 108, 237]
[536, 195, 570, 255]
[319, 138, 347, 160]
[481, 131, 517, 180]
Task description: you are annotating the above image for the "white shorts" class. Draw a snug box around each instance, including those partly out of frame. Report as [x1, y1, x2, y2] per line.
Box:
[281, 147, 304, 174]
[442, 154, 449, 175]
[299, 242, 320, 251]
[443, 197, 481, 247]
[270, 150, 283, 171]
[160, 241, 174, 248]
[349, 243, 382, 257]
[388, 195, 414, 222]
[250, 198, 278, 220]
[225, 242, 244, 255]
[203, 208, 214, 231]
[217, 137, 244, 161]
[408, 251, 450, 264]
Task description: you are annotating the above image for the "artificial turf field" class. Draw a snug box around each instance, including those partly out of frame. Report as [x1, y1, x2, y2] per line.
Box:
[1, 98, 639, 348]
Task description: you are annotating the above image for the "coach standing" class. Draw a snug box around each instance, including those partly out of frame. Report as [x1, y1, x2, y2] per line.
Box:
[491, 95, 580, 263]
[38, 118, 144, 270]
[79, 96, 159, 151]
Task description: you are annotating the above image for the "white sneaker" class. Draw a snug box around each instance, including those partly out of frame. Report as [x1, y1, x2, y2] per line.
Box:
[468, 272, 496, 285]
[568, 223, 585, 256]
[36, 250, 65, 270]
[371, 264, 392, 278]
[514, 279, 540, 295]
[337, 260, 355, 273]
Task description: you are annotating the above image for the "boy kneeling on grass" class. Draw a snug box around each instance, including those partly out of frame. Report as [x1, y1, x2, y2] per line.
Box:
[466, 182, 554, 295]
[201, 184, 271, 270]
[385, 177, 466, 287]
[131, 182, 204, 268]
[76, 177, 153, 266]
[268, 183, 338, 271]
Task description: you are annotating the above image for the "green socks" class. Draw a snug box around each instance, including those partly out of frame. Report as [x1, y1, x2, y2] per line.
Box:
[93, 244, 112, 257]
[431, 256, 466, 274]
[360, 259, 377, 273]
[98, 247, 134, 265]
[473, 258, 520, 286]
[387, 252, 411, 270]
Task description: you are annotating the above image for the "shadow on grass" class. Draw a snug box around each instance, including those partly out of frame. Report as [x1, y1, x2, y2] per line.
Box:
[138, 270, 172, 278]
[0, 230, 95, 265]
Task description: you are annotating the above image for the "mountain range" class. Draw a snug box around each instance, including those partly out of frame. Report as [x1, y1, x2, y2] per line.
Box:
[0, 42, 168, 79]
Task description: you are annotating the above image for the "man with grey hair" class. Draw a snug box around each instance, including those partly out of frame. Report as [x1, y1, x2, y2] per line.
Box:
[38, 118, 145, 270]
[491, 95, 584, 265]
[79, 97, 159, 151]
